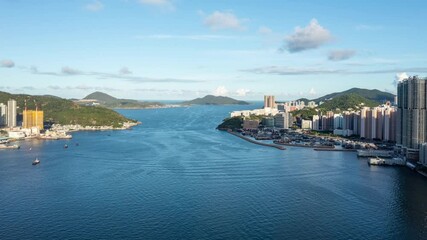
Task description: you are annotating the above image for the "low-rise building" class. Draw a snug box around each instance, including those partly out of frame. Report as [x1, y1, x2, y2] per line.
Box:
[301, 120, 312, 129]
[242, 120, 259, 130]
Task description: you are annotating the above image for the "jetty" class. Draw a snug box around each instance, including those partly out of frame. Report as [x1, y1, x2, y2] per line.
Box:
[228, 131, 286, 150]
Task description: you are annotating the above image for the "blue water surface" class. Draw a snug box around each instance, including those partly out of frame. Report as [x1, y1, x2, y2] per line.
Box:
[1, 104, 427, 239]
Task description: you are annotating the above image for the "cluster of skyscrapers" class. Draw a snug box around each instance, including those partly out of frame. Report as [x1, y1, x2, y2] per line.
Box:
[311, 104, 397, 142]
[0, 100, 17, 128]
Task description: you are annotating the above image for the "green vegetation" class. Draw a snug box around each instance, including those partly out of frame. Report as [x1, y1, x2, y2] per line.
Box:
[0, 91, 134, 127]
[217, 117, 243, 131]
[292, 108, 317, 120]
[84, 91, 164, 109]
[312, 88, 394, 103]
[318, 93, 378, 111]
[182, 95, 249, 105]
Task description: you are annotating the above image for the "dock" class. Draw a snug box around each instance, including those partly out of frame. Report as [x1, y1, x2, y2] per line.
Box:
[228, 132, 286, 150]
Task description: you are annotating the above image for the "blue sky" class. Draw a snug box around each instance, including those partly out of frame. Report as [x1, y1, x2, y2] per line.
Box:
[1, 0, 426, 100]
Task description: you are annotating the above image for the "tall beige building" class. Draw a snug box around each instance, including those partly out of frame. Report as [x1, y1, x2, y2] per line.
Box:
[264, 95, 276, 109]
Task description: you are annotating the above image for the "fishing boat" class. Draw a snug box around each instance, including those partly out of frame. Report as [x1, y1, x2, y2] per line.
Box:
[32, 158, 40, 165]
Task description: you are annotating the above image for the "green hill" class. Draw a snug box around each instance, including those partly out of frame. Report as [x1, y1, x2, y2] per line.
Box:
[182, 95, 249, 105]
[83, 91, 164, 109]
[0, 91, 135, 127]
[313, 88, 394, 103]
[318, 93, 378, 111]
[217, 117, 243, 131]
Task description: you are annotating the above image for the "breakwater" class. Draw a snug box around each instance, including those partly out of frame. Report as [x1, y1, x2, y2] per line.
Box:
[227, 131, 286, 150]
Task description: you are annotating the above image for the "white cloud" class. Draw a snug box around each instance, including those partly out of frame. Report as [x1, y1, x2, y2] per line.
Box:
[236, 88, 250, 96]
[394, 72, 409, 86]
[138, 0, 173, 10]
[203, 11, 247, 31]
[1, 59, 15, 68]
[213, 86, 228, 96]
[85, 0, 104, 12]
[395, 72, 409, 81]
[328, 50, 356, 61]
[258, 26, 272, 35]
[120, 67, 132, 75]
[283, 19, 333, 53]
[309, 88, 316, 95]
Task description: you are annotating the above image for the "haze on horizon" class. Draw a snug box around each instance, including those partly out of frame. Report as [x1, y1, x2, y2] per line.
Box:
[0, 0, 426, 101]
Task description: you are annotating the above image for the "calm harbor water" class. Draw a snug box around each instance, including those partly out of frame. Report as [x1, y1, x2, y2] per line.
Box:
[1, 104, 427, 239]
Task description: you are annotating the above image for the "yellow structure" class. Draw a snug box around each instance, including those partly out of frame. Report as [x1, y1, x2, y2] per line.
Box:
[23, 110, 44, 129]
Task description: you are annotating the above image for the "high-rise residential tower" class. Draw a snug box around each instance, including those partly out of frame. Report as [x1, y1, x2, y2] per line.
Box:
[396, 76, 426, 148]
[7, 99, 17, 127]
[0, 103, 7, 126]
[263, 95, 276, 109]
[397, 76, 427, 162]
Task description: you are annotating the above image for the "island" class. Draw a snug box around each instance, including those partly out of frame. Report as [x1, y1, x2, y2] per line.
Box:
[182, 95, 249, 105]
[79, 91, 165, 109]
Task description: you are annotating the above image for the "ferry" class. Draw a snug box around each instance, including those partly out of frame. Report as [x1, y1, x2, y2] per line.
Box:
[32, 158, 40, 165]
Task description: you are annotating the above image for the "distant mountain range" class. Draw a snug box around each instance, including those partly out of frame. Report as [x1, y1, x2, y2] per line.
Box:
[83, 91, 164, 109]
[182, 95, 249, 105]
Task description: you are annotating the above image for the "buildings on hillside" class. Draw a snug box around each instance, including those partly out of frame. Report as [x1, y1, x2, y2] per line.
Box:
[310, 104, 397, 141]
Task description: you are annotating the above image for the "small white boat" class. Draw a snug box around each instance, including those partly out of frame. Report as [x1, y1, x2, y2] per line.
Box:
[32, 158, 40, 165]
